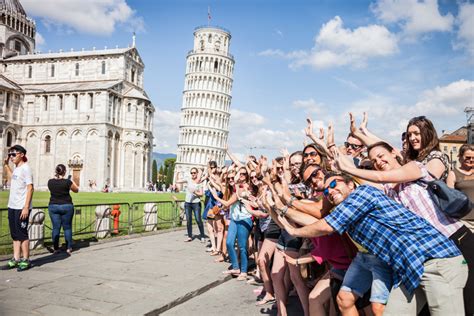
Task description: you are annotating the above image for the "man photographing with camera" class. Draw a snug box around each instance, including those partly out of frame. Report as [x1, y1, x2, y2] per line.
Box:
[3, 144, 34, 271]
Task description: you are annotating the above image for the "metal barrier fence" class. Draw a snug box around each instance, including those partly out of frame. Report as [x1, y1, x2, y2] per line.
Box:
[0, 200, 185, 252]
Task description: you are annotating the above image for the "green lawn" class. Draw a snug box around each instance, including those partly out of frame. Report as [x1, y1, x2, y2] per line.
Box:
[0, 191, 185, 209]
[0, 191, 186, 254]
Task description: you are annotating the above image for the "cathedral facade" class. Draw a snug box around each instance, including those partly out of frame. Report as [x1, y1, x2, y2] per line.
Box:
[0, 0, 154, 191]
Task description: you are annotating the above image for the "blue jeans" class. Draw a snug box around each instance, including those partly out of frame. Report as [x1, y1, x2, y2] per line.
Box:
[48, 204, 74, 250]
[185, 202, 204, 239]
[226, 217, 252, 273]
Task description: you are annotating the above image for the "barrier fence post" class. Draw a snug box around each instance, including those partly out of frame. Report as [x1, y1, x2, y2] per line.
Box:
[143, 203, 157, 231]
[28, 208, 45, 249]
[94, 205, 111, 238]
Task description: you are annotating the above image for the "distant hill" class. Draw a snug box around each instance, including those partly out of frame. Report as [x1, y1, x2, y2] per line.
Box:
[152, 152, 176, 167]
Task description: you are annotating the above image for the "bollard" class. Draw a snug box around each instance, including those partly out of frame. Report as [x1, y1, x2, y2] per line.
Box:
[110, 204, 121, 234]
[28, 209, 45, 249]
[143, 203, 157, 231]
[94, 205, 111, 238]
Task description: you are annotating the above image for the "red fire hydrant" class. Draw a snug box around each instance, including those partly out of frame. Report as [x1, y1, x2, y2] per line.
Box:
[110, 204, 121, 234]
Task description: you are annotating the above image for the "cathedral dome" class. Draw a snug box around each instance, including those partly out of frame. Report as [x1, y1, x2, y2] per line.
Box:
[0, 0, 27, 16]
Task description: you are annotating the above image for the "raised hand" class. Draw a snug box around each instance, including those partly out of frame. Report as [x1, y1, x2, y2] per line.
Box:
[333, 146, 355, 172]
[349, 112, 357, 135]
[304, 117, 314, 137]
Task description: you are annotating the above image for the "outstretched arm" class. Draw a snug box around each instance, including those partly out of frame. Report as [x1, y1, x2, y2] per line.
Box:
[334, 147, 422, 183]
[225, 146, 244, 168]
[279, 215, 333, 238]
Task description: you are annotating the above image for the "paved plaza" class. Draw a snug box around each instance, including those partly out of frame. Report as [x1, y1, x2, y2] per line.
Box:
[0, 229, 302, 315]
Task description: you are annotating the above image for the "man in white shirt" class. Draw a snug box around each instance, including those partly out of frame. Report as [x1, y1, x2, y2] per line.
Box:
[3, 145, 34, 271]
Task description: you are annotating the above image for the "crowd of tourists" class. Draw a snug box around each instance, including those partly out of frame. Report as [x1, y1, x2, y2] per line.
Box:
[180, 114, 473, 316]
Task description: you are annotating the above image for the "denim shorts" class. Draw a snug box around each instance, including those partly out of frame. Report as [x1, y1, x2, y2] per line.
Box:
[341, 252, 393, 304]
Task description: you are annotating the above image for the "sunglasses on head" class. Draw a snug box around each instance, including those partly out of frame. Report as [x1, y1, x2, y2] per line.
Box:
[304, 168, 320, 185]
[344, 142, 363, 150]
[303, 151, 319, 158]
[323, 179, 344, 196]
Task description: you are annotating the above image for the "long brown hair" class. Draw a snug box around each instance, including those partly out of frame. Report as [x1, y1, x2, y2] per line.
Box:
[223, 172, 235, 201]
[405, 116, 440, 162]
[302, 143, 331, 172]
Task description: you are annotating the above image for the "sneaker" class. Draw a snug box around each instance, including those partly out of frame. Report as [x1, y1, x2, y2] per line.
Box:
[6, 258, 18, 269]
[200, 238, 206, 243]
[17, 259, 31, 272]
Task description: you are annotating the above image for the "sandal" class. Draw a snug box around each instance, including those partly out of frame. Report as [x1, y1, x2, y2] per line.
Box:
[223, 269, 240, 275]
[255, 297, 276, 306]
[210, 251, 220, 256]
[214, 254, 226, 262]
[236, 273, 248, 281]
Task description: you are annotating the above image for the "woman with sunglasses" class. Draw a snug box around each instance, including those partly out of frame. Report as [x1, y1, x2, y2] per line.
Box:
[335, 140, 474, 316]
[210, 167, 252, 281]
[448, 144, 474, 232]
[184, 167, 205, 242]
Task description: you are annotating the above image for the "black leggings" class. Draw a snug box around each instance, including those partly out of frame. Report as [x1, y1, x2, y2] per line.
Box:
[450, 225, 474, 316]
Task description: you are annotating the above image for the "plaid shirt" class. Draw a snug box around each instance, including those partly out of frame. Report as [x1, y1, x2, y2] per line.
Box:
[384, 163, 462, 238]
[325, 185, 461, 295]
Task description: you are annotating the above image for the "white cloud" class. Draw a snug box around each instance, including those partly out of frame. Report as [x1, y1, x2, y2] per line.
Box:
[22, 0, 145, 36]
[35, 32, 45, 47]
[454, 3, 474, 56]
[259, 16, 398, 69]
[153, 107, 181, 152]
[371, 0, 454, 39]
[292, 98, 325, 114]
[342, 79, 471, 146]
[230, 109, 265, 127]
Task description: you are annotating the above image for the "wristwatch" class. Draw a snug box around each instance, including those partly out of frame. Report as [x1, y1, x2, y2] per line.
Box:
[279, 206, 288, 217]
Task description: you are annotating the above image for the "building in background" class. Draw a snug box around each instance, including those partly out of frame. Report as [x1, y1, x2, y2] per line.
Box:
[440, 126, 467, 169]
[0, 0, 154, 190]
[174, 25, 234, 184]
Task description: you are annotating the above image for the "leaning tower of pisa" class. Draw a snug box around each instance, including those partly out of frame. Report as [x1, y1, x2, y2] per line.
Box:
[174, 25, 235, 182]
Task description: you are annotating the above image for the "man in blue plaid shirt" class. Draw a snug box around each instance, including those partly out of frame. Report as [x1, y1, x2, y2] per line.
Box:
[279, 172, 467, 315]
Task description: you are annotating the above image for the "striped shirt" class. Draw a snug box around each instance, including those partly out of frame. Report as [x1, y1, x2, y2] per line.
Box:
[325, 185, 460, 295]
[384, 162, 462, 238]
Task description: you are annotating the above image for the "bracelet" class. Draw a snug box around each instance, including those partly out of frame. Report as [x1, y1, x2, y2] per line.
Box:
[288, 196, 296, 208]
[279, 205, 288, 217]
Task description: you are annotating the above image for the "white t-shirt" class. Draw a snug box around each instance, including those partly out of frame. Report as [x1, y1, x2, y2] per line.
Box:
[8, 163, 33, 210]
[185, 179, 202, 203]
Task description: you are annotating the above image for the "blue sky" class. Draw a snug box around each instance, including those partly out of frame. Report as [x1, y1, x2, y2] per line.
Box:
[22, 0, 473, 158]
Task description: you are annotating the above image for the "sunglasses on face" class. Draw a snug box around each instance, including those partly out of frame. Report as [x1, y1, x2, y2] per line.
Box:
[240, 172, 248, 176]
[464, 157, 474, 162]
[8, 152, 17, 157]
[344, 142, 363, 150]
[303, 151, 319, 158]
[190, 172, 197, 175]
[323, 179, 343, 196]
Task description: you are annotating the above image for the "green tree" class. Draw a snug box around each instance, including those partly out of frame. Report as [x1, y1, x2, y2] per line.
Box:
[151, 160, 158, 183]
[163, 158, 176, 186]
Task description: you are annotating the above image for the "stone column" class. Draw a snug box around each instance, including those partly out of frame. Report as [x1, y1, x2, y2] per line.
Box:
[28, 209, 45, 249]
[143, 203, 157, 231]
[95, 205, 111, 238]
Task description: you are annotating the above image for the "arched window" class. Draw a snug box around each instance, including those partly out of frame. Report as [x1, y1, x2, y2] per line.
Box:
[45, 135, 51, 153]
[128, 103, 131, 112]
[28, 65, 32, 78]
[101, 61, 106, 74]
[51, 64, 55, 77]
[208, 34, 212, 43]
[6, 131, 13, 147]
[75, 63, 80, 76]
